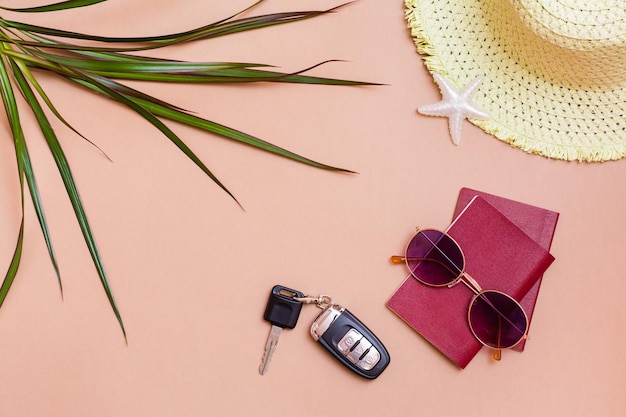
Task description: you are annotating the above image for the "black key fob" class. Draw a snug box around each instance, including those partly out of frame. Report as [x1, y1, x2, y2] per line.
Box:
[310, 304, 390, 379]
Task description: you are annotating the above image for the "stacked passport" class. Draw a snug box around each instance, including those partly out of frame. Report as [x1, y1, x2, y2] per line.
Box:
[387, 188, 559, 368]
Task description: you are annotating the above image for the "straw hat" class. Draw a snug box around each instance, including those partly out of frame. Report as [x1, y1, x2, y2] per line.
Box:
[406, 0, 626, 162]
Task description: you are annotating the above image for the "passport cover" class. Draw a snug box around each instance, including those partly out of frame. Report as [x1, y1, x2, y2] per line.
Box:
[387, 195, 556, 368]
[452, 188, 560, 351]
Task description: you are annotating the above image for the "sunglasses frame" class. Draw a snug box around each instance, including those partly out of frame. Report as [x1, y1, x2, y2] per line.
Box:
[394, 228, 530, 359]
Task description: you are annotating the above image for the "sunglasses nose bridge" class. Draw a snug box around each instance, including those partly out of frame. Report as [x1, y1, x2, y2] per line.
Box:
[458, 272, 483, 294]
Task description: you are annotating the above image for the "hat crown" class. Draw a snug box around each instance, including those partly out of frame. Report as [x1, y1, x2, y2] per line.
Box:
[502, 0, 626, 88]
[514, 0, 626, 50]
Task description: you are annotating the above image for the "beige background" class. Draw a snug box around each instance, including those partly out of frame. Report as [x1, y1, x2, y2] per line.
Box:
[0, 1, 624, 416]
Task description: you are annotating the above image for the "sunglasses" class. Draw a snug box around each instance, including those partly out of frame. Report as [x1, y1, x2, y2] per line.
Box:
[391, 228, 529, 361]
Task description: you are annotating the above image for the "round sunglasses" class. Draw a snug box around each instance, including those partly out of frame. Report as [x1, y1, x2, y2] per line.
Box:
[391, 228, 529, 361]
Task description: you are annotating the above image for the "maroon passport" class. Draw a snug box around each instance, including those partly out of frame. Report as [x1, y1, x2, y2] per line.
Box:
[387, 195, 557, 368]
[453, 188, 559, 351]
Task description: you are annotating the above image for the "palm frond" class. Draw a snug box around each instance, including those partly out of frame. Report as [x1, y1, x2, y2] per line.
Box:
[0, 1, 373, 337]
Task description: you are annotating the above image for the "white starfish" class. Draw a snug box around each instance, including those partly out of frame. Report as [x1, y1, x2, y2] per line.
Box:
[418, 73, 491, 145]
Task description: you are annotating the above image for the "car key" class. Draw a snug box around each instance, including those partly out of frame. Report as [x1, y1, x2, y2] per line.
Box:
[309, 301, 390, 379]
[259, 285, 304, 375]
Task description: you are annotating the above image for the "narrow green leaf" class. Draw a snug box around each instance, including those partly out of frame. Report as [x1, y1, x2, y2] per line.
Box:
[62, 45, 260, 66]
[1, 0, 108, 13]
[22, 143, 63, 294]
[78, 73, 189, 113]
[0, 221, 24, 309]
[26, 49, 374, 85]
[67, 69, 243, 208]
[134, 96, 356, 173]
[0, 53, 26, 309]
[76, 68, 374, 85]
[0, 3, 346, 46]
[71, 74, 355, 173]
[10, 57, 126, 339]
[14, 59, 110, 161]
[35, 53, 261, 74]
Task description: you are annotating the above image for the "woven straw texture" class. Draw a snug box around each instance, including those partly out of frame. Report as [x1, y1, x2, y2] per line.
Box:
[406, 0, 626, 162]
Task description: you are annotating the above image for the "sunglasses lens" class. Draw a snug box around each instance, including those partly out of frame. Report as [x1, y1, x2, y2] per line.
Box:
[469, 291, 528, 349]
[405, 229, 464, 286]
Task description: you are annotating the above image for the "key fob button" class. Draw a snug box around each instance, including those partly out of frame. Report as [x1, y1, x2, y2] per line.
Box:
[357, 346, 380, 371]
[347, 337, 371, 363]
[338, 329, 362, 355]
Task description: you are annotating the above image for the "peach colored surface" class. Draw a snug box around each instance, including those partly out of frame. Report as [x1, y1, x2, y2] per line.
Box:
[0, 1, 624, 416]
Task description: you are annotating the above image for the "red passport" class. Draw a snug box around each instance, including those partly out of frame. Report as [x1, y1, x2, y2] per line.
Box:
[452, 188, 559, 351]
[387, 195, 556, 368]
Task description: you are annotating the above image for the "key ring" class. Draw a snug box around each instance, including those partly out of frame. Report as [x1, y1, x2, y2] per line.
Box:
[294, 294, 334, 310]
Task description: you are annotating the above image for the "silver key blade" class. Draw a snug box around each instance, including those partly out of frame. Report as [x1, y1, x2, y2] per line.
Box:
[259, 325, 283, 375]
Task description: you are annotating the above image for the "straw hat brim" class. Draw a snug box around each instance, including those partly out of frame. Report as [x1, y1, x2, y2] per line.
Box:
[406, 0, 626, 162]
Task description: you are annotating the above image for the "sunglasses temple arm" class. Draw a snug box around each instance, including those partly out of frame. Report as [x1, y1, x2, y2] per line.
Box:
[390, 256, 462, 278]
[390, 255, 406, 264]
[493, 318, 502, 361]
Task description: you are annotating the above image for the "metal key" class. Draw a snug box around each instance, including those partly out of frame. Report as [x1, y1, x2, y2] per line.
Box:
[259, 285, 304, 375]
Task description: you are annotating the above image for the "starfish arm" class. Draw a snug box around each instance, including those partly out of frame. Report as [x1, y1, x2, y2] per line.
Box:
[461, 75, 485, 99]
[433, 73, 460, 101]
[448, 112, 464, 145]
[461, 75, 491, 120]
[418, 101, 453, 117]
[463, 102, 491, 120]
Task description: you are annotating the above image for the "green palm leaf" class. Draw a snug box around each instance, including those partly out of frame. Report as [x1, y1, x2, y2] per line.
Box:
[10, 58, 125, 337]
[0, 1, 373, 337]
[0, 53, 27, 308]
[1, 0, 107, 13]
